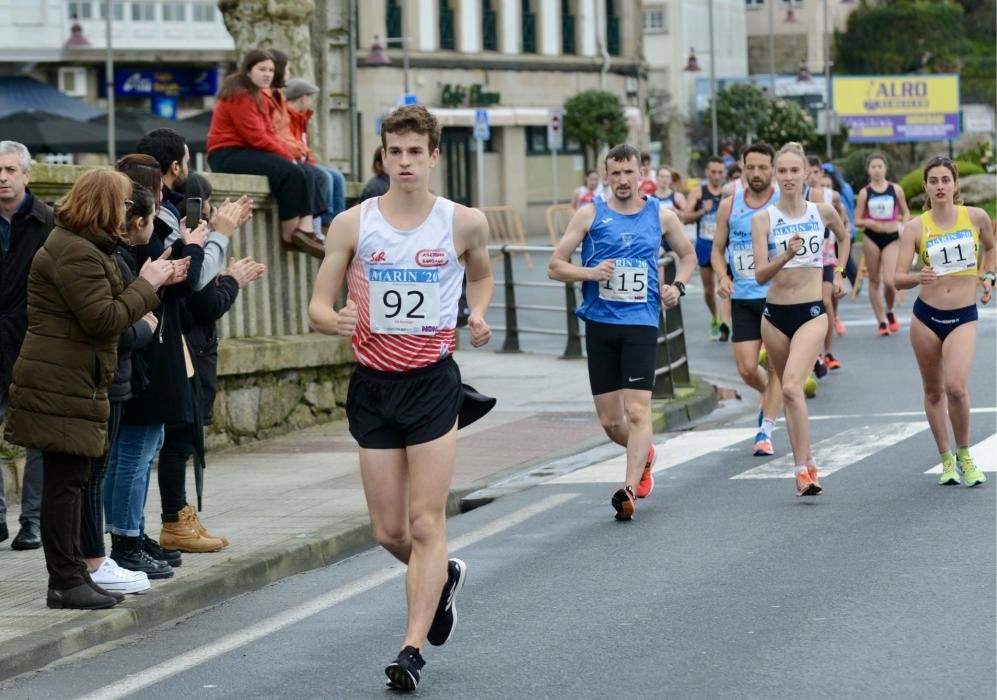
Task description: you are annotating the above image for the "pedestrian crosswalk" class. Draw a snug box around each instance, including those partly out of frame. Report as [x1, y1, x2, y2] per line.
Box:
[538, 419, 997, 484]
[924, 434, 997, 474]
[731, 421, 928, 479]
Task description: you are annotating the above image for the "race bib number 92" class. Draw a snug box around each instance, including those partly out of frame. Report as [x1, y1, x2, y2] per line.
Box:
[369, 268, 441, 335]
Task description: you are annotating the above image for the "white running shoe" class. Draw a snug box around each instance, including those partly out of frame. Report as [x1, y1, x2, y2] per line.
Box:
[91, 558, 151, 595]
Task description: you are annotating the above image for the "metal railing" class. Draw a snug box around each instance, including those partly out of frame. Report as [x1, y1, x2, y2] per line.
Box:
[487, 244, 690, 399]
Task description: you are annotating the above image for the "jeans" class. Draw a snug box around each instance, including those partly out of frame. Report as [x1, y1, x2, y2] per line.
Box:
[317, 165, 346, 226]
[0, 392, 44, 527]
[103, 422, 164, 537]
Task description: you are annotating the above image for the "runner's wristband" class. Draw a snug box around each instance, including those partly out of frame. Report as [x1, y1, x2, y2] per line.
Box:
[835, 266, 844, 274]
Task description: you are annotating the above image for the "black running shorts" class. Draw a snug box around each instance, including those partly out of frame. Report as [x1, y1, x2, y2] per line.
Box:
[584, 319, 657, 395]
[347, 356, 463, 449]
[731, 297, 766, 343]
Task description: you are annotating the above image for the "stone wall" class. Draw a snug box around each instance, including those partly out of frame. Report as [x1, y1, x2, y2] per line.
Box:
[747, 35, 809, 77]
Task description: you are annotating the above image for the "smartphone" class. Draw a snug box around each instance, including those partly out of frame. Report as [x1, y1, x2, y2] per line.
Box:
[185, 197, 202, 230]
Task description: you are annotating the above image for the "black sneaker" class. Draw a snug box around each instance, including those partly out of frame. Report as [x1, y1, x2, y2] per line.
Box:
[142, 533, 182, 567]
[110, 536, 174, 580]
[385, 646, 425, 691]
[427, 558, 467, 646]
[718, 322, 730, 342]
[813, 356, 828, 379]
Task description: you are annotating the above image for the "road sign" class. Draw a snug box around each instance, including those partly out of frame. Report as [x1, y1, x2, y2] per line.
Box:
[547, 109, 564, 151]
[474, 109, 490, 141]
[397, 92, 418, 107]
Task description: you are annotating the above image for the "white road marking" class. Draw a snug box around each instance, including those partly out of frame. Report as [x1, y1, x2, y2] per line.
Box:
[809, 407, 996, 422]
[75, 493, 580, 700]
[549, 428, 757, 484]
[731, 422, 928, 479]
[925, 434, 997, 474]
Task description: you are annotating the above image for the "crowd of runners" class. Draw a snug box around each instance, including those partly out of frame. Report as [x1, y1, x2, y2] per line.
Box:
[300, 105, 995, 691]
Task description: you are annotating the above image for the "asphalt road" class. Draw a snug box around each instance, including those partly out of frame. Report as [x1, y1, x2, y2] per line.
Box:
[3, 260, 995, 700]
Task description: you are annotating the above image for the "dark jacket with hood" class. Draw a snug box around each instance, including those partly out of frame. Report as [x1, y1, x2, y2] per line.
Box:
[4, 223, 160, 457]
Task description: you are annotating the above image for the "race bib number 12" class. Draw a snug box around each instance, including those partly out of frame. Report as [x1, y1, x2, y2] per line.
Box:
[369, 268, 441, 335]
[599, 258, 648, 303]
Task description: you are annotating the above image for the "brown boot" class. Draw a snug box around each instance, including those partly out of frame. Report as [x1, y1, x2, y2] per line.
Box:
[179, 504, 230, 548]
[159, 514, 225, 553]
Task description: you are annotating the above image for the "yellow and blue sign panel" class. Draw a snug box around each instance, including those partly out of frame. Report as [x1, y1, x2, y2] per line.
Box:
[832, 75, 960, 143]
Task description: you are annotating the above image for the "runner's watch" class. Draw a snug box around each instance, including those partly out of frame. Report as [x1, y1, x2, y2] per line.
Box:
[984, 271, 996, 286]
[673, 281, 686, 297]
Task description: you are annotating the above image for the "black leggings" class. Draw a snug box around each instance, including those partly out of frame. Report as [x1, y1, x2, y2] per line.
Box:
[207, 147, 312, 221]
[80, 402, 122, 559]
[157, 425, 195, 518]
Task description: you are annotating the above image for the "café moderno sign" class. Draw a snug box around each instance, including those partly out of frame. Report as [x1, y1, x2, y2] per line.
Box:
[832, 75, 960, 143]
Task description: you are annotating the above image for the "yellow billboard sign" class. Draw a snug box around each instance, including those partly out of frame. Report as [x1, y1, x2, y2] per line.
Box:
[832, 75, 960, 142]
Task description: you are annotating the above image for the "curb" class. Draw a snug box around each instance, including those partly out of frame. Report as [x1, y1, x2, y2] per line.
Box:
[0, 376, 719, 682]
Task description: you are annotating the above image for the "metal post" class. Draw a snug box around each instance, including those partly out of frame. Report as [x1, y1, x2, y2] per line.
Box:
[500, 248, 522, 353]
[476, 138, 485, 206]
[823, 0, 832, 160]
[551, 146, 559, 206]
[348, 0, 359, 176]
[768, 0, 776, 95]
[105, 0, 115, 162]
[399, 1, 410, 94]
[562, 280, 583, 359]
[708, 0, 717, 155]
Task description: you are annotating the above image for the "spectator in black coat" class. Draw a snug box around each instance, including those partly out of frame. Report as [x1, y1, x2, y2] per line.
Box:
[0, 141, 52, 551]
[358, 147, 390, 203]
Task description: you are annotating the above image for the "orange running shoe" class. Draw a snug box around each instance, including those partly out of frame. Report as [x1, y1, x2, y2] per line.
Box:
[877, 322, 890, 337]
[834, 317, 846, 336]
[612, 485, 637, 520]
[824, 353, 841, 370]
[753, 432, 774, 456]
[795, 469, 821, 497]
[887, 312, 901, 334]
[808, 464, 823, 495]
[636, 445, 656, 499]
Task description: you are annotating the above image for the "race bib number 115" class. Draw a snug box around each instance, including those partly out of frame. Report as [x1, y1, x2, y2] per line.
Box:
[369, 268, 441, 335]
[599, 258, 648, 303]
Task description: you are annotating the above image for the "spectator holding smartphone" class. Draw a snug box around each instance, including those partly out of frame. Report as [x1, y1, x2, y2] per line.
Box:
[207, 49, 324, 257]
[4, 169, 172, 609]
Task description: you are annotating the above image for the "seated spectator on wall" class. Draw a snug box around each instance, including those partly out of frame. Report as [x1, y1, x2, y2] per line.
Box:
[359, 147, 390, 203]
[283, 77, 347, 227]
[206, 49, 324, 258]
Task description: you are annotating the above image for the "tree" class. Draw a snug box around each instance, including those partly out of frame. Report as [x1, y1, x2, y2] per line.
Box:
[704, 83, 770, 151]
[563, 90, 628, 167]
[758, 99, 817, 150]
[834, 1, 966, 75]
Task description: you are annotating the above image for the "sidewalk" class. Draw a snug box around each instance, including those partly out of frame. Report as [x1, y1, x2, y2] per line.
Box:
[0, 350, 717, 682]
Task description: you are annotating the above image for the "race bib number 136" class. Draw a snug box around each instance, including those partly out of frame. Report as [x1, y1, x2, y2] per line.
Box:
[369, 268, 441, 335]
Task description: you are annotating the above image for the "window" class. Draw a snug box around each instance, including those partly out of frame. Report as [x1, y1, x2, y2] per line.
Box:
[745, 0, 764, 6]
[606, 0, 620, 56]
[386, 0, 402, 41]
[58, 67, 88, 97]
[525, 126, 582, 154]
[100, 2, 126, 21]
[482, 0, 498, 51]
[131, 1, 155, 21]
[192, 2, 217, 22]
[643, 6, 667, 33]
[163, 3, 186, 22]
[781, 0, 802, 6]
[561, 0, 575, 54]
[67, 2, 93, 19]
[439, 0, 455, 50]
[522, 0, 536, 53]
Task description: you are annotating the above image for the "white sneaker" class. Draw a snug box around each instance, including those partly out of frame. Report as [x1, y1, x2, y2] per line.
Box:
[90, 558, 151, 595]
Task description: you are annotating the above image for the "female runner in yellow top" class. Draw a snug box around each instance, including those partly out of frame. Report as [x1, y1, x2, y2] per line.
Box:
[895, 156, 995, 486]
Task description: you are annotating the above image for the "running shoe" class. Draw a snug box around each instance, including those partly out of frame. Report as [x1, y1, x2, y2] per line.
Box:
[834, 317, 846, 336]
[427, 558, 467, 646]
[611, 485, 637, 521]
[887, 312, 901, 334]
[823, 353, 842, 370]
[959, 456, 987, 487]
[718, 322, 730, 342]
[877, 322, 890, 336]
[710, 318, 721, 341]
[636, 445, 657, 499]
[795, 468, 822, 496]
[385, 646, 426, 691]
[807, 465, 823, 495]
[813, 355, 828, 379]
[938, 456, 961, 486]
[752, 432, 774, 456]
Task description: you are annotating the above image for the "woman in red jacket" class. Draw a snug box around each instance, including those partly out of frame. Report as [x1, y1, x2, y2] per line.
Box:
[206, 49, 323, 257]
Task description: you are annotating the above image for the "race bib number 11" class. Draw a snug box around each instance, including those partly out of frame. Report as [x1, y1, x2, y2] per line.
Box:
[599, 258, 648, 303]
[369, 268, 441, 335]
[926, 230, 976, 276]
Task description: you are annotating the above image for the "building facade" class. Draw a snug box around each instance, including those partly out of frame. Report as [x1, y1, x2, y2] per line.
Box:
[744, 0, 859, 78]
[339, 0, 648, 232]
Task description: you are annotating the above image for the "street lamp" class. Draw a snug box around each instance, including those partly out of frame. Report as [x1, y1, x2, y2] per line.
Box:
[681, 0, 718, 156]
[64, 9, 115, 162]
[767, 1, 801, 96]
[365, 35, 412, 98]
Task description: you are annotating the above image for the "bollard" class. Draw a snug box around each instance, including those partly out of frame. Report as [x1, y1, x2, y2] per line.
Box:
[561, 281, 583, 359]
[500, 247, 522, 353]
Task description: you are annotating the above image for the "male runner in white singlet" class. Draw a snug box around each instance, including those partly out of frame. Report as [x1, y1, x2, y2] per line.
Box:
[308, 106, 494, 692]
